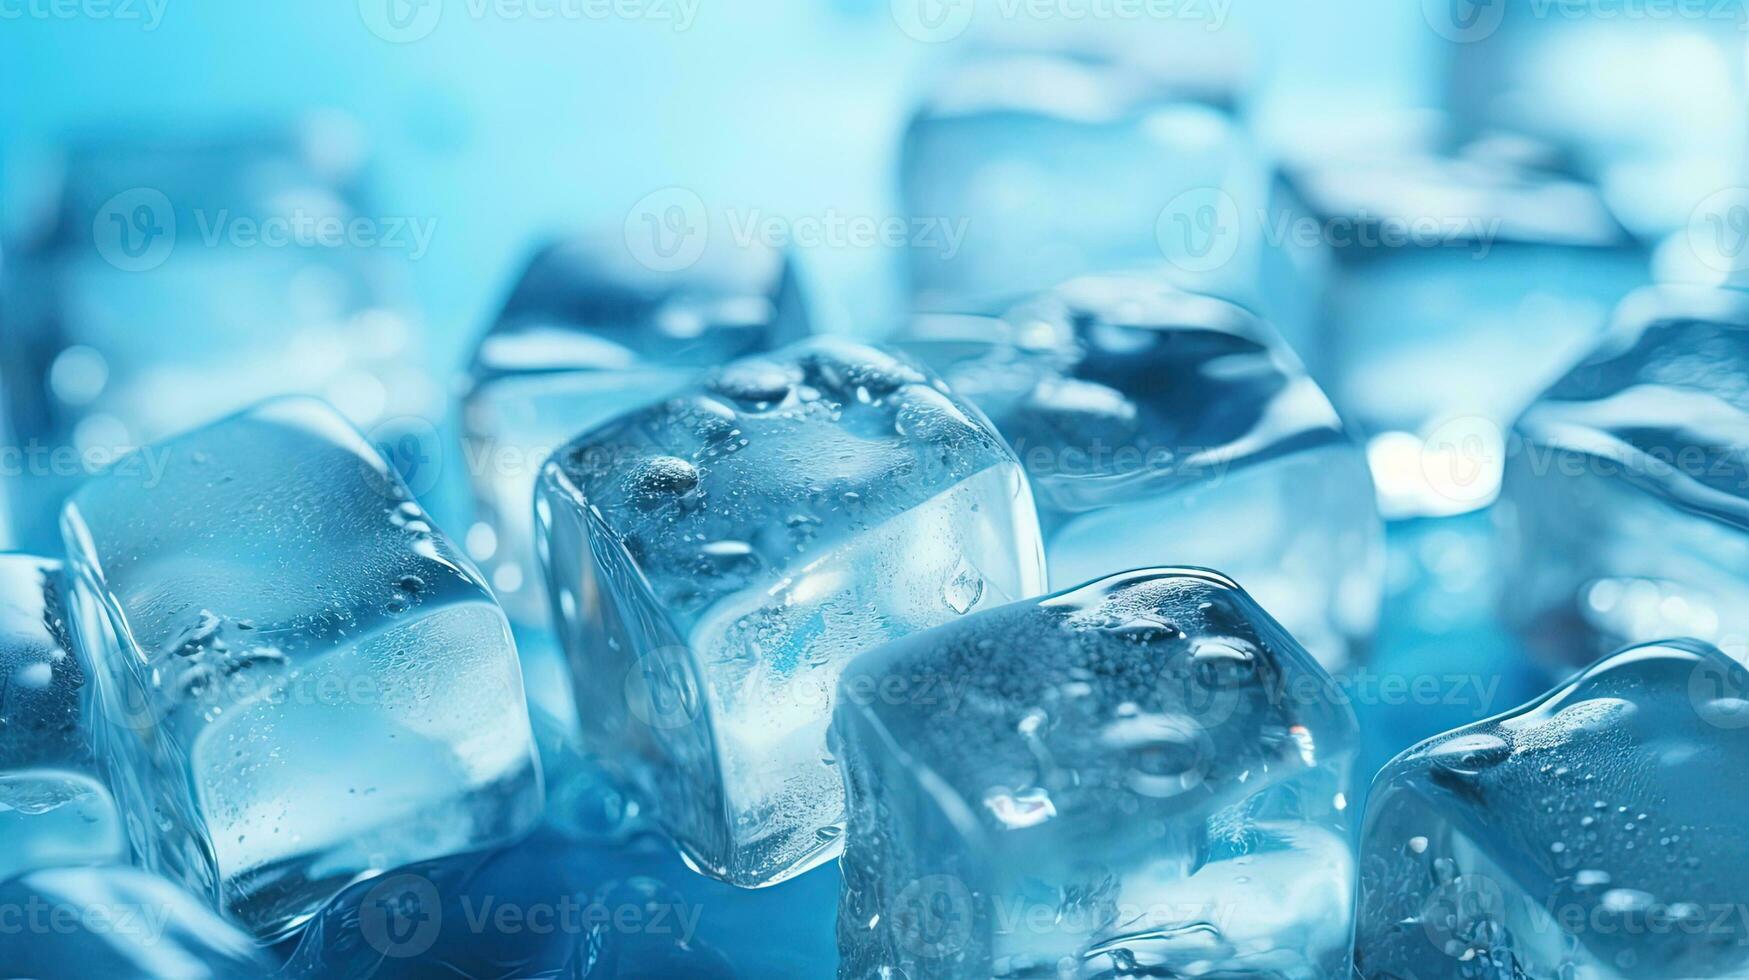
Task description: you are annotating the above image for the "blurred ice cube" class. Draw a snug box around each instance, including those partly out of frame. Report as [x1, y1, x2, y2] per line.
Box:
[62, 397, 542, 939]
[461, 234, 808, 626]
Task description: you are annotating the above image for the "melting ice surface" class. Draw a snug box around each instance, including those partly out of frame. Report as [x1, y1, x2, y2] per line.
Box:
[60, 397, 542, 940]
[537, 337, 1045, 887]
[898, 274, 1381, 671]
[1290, 139, 1648, 517]
[0, 554, 125, 880]
[832, 568, 1358, 979]
[899, 49, 1322, 352]
[0, 865, 270, 979]
[1355, 638, 1749, 979]
[1499, 286, 1749, 671]
[462, 235, 808, 624]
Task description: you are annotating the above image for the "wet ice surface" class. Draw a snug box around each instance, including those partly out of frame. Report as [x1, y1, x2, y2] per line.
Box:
[898, 275, 1381, 671]
[0, 554, 126, 881]
[462, 236, 808, 625]
[900, 50, 1321, 352]
[1499, 285, 1749, 672]
[833, 568, 1358, 979]
[61, 397, 542, 940]
[1355, 638, 1749, 979]
[0, 865, 271, 979]
[537, 337, 1045, 887]
[1290, 142, 1649, 517]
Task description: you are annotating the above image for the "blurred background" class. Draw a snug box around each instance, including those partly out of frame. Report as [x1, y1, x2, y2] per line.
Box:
[3, 1, 1748, 972]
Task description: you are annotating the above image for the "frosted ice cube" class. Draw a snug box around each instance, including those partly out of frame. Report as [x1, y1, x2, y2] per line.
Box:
[0, 554, 126, 880]
[0, 865, 270, 978]
[901, 50, 1322, 353]
[60, 397, 542, 939]
[833, 567, 1359, 979]
[1290, 142, 1649, 517]
[898, 275, 1381, 670]
[537, 337, 1045, 887]
[461, 234, 808, 625]
[1354, 638, 1749, 978]
[1498, 285, 1749, 671]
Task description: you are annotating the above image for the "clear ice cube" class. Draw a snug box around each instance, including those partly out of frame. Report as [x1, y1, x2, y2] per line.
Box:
[536, 337, 1045, 887]
[60, 397, 542, 939]
[900, 50, 1322, 353]
[1354, 638, 1749, 979]
[832, 567, 1359, 979]
[897, 274, 1381, 670]
[0, 123, 433, 553]
[462, 234, 808, 625]
[1498, 285, 1749, 671]
[0, 554, 126, 880]
[1290, 141, 1649, 517]
[0, 865, 271, 978]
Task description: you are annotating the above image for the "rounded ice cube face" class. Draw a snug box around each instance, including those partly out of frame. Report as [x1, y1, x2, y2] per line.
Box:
[0, 555, 126, 880]
[900, 50, 1322, 351]
[1355, 638, 1749, 979]
[0, 865, 271, 979]
[462, 236, 810, 626]
[832, 568, 1359, 979]
[1498, 286, 1749, 671]
[536, 337, 1046, 888]
[899, 275, 1382, 671]
[59, 397, 542, 941]
[1290, 143, 1650, 517]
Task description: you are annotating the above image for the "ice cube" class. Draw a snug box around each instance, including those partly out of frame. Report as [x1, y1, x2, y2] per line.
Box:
[60, 396, 542, 940]
[1289, 141, 1649, 517]
[1354, 638, 1749, 978]
[0, 554, 126, 880]
[898, 275, 1381, 670]
[283, 827, 839, 978]
[1498, 285, 1749, 671]
[901, 50, 1322, 353]
[0, 122, 434, 553]
[833, 567, 1359, 979]
[0, 865, 271, 978]
[537, 337, 1046, 887]
[461, 234, 808, 626]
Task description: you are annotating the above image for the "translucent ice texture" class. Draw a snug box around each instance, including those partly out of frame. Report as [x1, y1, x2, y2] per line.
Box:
[900, 50, 1323, 353]
[1291, 143, 1649, 517]
[61, 397, 542, 940]
[833, 568, 1359, 979]
[898, 275, 1381, 670]
[0, 554, 126, 880]
[1498, 286, 1749, 671]
[0, 122, 433, 552]
[462, 235, 808, 625]
[1355, 638, 1749, 979]
[0, 865, 270, 979]
[538, 338, 1045, 887]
